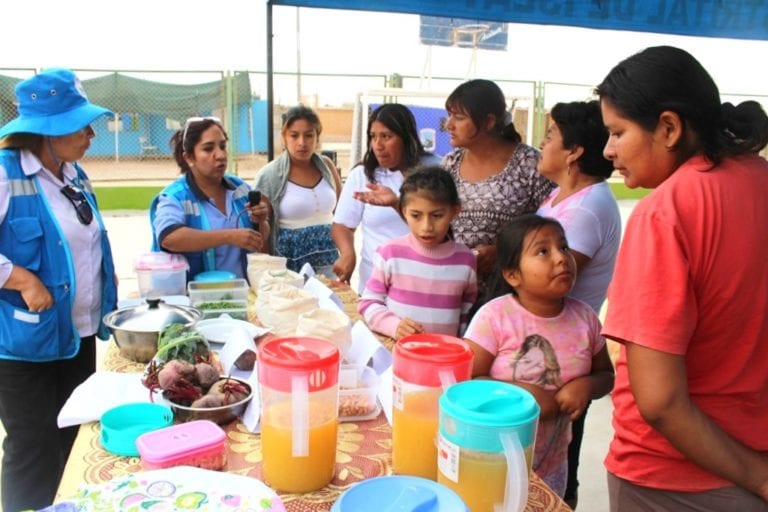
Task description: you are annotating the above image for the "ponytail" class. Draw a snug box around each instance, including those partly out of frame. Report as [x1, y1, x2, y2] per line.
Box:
[720, 101, 768, 155]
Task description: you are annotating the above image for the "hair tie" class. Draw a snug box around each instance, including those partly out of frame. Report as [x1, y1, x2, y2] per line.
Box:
[503, 111, 513, 127]
[723, 127, 746, 145]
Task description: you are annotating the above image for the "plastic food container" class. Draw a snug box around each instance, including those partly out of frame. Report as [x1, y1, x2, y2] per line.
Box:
[134, 252, 189, 297]
[136, 419, 227, 470]
[193, 299, 249, 320]
[338, 364, 380, 421]
[100, 402, 173, 457]
[188, 278, 250, 304]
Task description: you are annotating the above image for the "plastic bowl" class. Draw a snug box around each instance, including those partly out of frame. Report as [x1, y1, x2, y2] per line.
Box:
[168, 376, 253, 425]
[100, 402, 173, 457]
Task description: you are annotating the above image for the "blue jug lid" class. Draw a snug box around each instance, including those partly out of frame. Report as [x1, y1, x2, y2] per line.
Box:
[331, 476, 468, 512]
[439, 380, 540, 453]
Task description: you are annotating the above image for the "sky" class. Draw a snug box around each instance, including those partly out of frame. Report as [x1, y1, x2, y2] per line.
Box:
[4, 1, 768, 107]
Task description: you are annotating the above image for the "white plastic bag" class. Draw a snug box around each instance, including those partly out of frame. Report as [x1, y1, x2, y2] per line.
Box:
[255, 283, 318, 337]
[246, 253, 287, 293]
[296, 308, 352, 358]
[258, 268, 304, 291]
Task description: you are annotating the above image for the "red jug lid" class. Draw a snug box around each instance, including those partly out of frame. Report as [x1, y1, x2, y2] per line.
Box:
[393, 333, 473, 387]
[259, 337, 339, 392]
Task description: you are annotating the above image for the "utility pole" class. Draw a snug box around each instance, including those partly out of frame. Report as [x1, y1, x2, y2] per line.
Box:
[296, 7, 302, 104]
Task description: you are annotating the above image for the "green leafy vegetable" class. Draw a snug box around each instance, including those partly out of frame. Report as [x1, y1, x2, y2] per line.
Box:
[195, 301, 242, 310]
[155, 323, 210, 363]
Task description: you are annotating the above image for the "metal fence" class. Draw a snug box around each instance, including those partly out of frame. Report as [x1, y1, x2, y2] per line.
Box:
[2, 68, 766, 183]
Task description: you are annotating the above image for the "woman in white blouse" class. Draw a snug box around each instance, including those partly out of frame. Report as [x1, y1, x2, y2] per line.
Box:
[331, 104, 440, 293]
[255, 105, 342, 276]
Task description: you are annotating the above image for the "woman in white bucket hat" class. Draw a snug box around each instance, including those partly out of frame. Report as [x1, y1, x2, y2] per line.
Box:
[0, 68, 118, 511]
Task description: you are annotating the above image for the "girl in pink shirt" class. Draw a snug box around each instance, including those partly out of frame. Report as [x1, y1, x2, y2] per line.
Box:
[463, 214, 614, 496]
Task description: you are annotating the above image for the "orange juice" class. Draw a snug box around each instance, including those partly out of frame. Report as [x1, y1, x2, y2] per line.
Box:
[261, 402, 338, 493]
[437, 446, 534, 512]
[392, 387, 441, 479]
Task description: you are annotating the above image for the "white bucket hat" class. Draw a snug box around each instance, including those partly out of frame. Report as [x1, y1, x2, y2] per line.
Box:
[0, 68, 113, 138]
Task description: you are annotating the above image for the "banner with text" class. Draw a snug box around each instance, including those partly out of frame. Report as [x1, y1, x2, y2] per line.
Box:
[273, 0, 768, 41]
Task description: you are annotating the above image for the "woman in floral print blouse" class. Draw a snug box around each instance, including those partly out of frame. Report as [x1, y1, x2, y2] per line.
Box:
[442, 79, 554, 283]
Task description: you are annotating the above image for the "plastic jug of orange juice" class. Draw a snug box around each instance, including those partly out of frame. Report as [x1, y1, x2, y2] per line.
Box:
[437, 380, 540, 512]
[259, 337, 340, 493]
[392, 333, 474, 480]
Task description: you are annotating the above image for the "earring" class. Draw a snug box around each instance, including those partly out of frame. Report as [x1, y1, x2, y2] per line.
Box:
[566, 164, 571, 176]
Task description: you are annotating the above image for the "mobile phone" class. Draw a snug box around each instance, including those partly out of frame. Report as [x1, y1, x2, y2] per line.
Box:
[247, 190, 262, 232]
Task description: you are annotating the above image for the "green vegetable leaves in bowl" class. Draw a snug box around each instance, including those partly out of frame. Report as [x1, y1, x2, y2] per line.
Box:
[155, 323, 210, 363]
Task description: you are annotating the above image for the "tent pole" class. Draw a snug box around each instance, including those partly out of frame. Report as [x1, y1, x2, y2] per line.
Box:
[267, 0, 275, 161]
[296, 7, 302, 104]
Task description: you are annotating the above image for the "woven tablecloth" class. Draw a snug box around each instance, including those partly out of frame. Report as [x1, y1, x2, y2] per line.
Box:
[56, 281, 570, 511]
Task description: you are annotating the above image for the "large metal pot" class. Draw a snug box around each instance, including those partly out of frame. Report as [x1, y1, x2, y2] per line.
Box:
[103, 298, 202, 363]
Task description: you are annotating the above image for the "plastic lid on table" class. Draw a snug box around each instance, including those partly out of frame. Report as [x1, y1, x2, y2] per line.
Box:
[134, 252, 189, 271]
[194, 270, 236, 282]
[331, 475, 468, 512]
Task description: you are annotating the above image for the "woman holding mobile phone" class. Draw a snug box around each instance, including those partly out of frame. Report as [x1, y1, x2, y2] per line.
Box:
[150, 116, 270, 281]
[255, 105, 342, 276]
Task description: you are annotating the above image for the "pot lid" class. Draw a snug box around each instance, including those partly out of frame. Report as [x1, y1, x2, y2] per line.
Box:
[106, 298, 201, 332]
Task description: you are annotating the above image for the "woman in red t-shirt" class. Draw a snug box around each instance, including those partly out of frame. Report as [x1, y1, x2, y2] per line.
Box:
[597, 46, 768, 511]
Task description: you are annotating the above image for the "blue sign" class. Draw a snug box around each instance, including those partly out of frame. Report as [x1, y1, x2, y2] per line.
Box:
[420, 16, 508, 51]
[273, 1, 768, 42]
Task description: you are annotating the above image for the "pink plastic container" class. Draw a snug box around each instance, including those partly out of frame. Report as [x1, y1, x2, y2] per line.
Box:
[136, 419, 227, 470]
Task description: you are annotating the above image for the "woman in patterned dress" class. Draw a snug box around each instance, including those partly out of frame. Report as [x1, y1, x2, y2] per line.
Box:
[443, 79, 554, 284]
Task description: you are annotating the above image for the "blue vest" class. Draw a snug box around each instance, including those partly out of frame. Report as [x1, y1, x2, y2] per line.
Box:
[149, 173, 252, 279]
[0, 149, 117, 361]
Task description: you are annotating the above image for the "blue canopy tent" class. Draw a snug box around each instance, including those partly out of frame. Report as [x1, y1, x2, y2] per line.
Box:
[265, 0, 768, 158]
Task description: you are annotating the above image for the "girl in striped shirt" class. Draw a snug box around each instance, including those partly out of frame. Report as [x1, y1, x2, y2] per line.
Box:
[358, 166, 477, 340]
